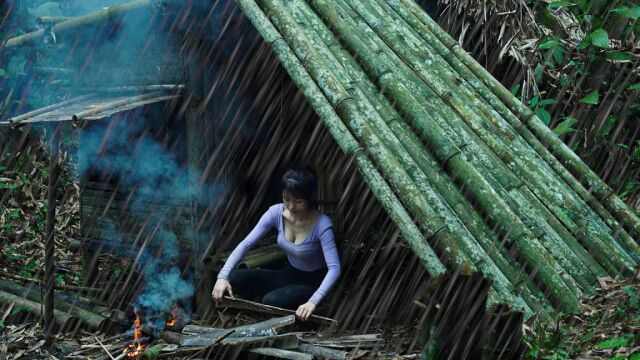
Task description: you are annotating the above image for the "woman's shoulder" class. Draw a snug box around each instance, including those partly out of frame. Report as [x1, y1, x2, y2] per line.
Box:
[317, 211, 333, 229]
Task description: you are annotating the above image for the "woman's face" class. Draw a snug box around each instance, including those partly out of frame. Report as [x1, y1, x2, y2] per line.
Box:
[282, 191, 308, 215]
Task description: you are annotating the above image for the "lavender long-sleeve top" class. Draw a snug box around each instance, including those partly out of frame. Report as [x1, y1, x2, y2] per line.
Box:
[217, 204, 341, 305]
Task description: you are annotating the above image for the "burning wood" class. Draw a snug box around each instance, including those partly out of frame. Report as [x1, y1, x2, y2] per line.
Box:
[123, 310, 146, 359]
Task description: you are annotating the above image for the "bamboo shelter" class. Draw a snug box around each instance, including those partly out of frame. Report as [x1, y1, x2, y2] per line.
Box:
[231, 0, 640, 317]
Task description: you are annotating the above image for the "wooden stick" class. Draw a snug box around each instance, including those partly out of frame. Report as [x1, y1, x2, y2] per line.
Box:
[95, 336, 115, 360]
[297, 344, 348, 360]
[216, 296, 337, 326]
[250, 348, 313, 360]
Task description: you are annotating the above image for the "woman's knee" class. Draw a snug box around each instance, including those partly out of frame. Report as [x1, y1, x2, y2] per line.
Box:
[227, 269, 253, 286]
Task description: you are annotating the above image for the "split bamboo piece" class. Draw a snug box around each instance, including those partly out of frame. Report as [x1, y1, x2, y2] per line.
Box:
[3, 0, 153, 48]
[398, 0, 640, 241]
[232, 0, 446, 277]
[307, 0, 580, 312]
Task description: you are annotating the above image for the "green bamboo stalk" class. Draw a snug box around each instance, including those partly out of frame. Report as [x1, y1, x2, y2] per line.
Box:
[309, 0, 581, 312]
[285, 0, 552, 315]
[377, 0, 640, 268]
[347, 0, 638, 274]
[399, 0, 640, 240]
[385, 0, 640, 265]
[266, 0, 533, 311]
[344, 0, 610, 287]
[232, 0, 446, 276]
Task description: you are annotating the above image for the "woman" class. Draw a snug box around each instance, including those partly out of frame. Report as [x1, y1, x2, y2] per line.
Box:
[212, 167, 341, 321]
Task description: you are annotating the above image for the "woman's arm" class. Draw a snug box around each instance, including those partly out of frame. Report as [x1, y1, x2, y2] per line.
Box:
[308, 224, 341, 305]
[217, 205, 279, 280]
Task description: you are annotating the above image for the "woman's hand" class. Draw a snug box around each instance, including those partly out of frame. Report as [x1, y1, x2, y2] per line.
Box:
[211, 278, 233, 302]
[295, 302, 316, 321]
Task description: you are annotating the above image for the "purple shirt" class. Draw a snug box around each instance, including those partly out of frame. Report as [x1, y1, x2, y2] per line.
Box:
[218, 204, 341, 305]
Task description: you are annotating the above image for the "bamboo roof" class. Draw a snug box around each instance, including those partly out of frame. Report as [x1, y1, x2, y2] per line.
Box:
[235, 0, 640, 317]
[0, 88, 182, 128]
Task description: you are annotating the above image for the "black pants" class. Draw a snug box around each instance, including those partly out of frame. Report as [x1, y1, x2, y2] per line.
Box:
[228, 262, 326, 310]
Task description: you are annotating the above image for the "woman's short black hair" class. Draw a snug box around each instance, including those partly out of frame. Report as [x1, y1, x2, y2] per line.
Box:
[281, 166, 318, 207]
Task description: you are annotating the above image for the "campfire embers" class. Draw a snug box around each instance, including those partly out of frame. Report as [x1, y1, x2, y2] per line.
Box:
[124, 309, 145, 358]
[123, 305, 183, 358]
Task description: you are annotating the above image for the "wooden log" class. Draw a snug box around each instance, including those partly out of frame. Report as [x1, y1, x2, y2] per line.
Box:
[84, 84, 185, 94]
[71, 92, 166, 124]
[297, 344, 348, 359]
[180, 328, 234, 347]
[250, 348, 314, 360]
[0, 289, 76, 330]
[0, 280, 108, 330]
[299, 334, 384, 349]
[231, 315, 295, 337]
[220, 333, 299, 348]
[7, 95, 94, 128]
[217, 296, 336, 326]
[181, 324, 225, 335]
[37, 16, 71, 24]
[159, 331, 183, 345]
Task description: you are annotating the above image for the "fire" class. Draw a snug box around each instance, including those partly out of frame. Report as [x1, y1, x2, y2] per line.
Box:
[125, 309, 146, 359]
[165, 304, 179, 328]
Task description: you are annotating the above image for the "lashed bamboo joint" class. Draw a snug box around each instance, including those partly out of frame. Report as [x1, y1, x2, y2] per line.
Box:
[235, 0, 639, 317]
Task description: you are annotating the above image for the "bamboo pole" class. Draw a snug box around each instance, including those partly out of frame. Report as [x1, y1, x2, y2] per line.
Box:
[378, 0, 640, 266]
[0, 289, 75, 330]
[285, 0, 551, 315]
[0, 280, 108, 330]
[8, 95, 95, 128]
[343, 0, 637, 276]
[3, 0, 153, 48]
[307, 0, 582, 311]
[399, 0, 640, 240]
[232, 0, 446, 277]
[341, 0, 605, 287]
[44, 125, 60, 342]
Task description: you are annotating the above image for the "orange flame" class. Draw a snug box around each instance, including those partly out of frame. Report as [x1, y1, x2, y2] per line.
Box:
[125, 309, 145, 358]
[165, 304, 179, 328]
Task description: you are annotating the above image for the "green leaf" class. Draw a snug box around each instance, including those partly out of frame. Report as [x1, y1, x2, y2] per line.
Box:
[9, 209, 20, 218]
[529, 95, 540, 108]
[580, 90, 600, 105]
[601, 115, 618, 136]
[0, 320, 4, 330]
[628, 83, 640, 91]
[539, 98, 557, 107]
[594, 337, 628, 349]
[631, 353, 640, 360]
[534, 63, 545, 83]
[606, 51, 633, 62]
[611, 6, 630, 14]
[552, 47, 565, 64]
[589, 28, 610, 48]
[0, 69, 5, 77]
[623, 6, 640, 20]
[553, 117, 578, 136]
[539, 37, 561, 49]
[548, 1, 575, 8]
[55, 274, 64, 286]
[511, 84, 521, 96]
[536, 108, 552, 125]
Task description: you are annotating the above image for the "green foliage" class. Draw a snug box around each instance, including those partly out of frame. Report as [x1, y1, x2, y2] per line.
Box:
[579, 90, 600, 105]
[594, 336, 628, 349]
[553, 117, 578, 136]
[548, 1, 576, 9]
[587, 28, 610, 48]
[0, 320, 4, 330]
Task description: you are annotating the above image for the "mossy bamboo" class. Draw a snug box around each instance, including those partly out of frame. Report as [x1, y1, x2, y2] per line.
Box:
[348, 0, 638, 274]
[232, 0, 446, 276]
[383, 0, 640, 263]
[342, 0, 609, 287]
[309, 0, 581, 312]
[286, 0, 551, 315]
[398, 0, 640, 240]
